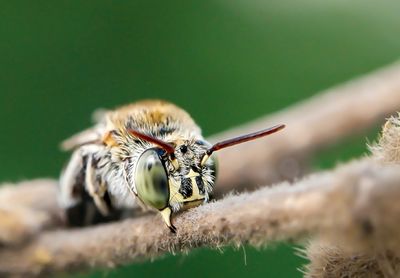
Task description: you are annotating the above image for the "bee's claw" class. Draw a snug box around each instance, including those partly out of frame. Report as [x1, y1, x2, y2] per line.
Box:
[168, 224, 177, 233]
[160, 207, 177, 233]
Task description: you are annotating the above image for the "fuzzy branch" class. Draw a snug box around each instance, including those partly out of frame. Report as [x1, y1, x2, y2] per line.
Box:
[0, 180, 61, 246]
[304, 243, 400, 277]
[303, 113, 400, 277]
[1, 159, 400, 277]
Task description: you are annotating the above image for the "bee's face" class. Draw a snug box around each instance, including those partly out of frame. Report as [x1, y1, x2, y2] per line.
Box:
[133, 140, 217, 213]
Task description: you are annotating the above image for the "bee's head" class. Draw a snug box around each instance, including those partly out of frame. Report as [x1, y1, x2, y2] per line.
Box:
[133, 141, 217, 232]
[129, 124, 284, 232]
[166, 139, 218, 209]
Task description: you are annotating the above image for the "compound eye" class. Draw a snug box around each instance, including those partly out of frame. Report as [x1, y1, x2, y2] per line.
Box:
[135, 148, 169, 210]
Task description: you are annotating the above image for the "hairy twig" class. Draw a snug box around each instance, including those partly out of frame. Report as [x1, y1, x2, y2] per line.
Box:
[370, 112, 400, 164]
[304, 243, 400, 278]
[213, 62, 400, 194]
[0, 180, 61, 246]
[304, 113, 400, 277]
[1, 159, 400, 277]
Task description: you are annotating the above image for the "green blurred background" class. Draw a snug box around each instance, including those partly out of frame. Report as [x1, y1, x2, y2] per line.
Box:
[1, 0, 400, 277]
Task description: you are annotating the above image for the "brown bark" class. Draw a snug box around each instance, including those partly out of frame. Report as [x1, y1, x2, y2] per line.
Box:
[1, 159, 400, 277]
[0, 180, 61, 246]
[303, 112, 400, 277]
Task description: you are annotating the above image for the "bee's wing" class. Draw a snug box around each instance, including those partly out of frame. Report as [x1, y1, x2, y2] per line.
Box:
[60, 127, 104, 151]
[61, 108, 109, 151]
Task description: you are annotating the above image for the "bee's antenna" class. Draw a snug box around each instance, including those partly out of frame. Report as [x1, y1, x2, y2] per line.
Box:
[201, 124, 285, 166]
[128, 129, 175, 154]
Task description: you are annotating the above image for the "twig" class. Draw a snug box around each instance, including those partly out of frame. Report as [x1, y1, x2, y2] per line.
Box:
[0, 180, 61, 246]
[304, 243, 400, 277]
[1, 159, 400, 277]
[212, 62, 400, 194]
[303, 113, 400, 277]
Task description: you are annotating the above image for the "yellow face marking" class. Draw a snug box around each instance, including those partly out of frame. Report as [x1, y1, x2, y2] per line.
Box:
[185, 169, 200, 178]
[200, 153, 210, 166]
[170, 158, 179, 170]
[182, 199, 205, 209]
[184, 169, 203, 202]
[168, 169, 205, 206]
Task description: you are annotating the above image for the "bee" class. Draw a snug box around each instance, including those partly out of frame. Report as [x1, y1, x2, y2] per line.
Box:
[59, 100, 284, 232]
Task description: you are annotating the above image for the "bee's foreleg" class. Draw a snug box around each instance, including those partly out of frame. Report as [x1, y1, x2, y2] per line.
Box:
[60, 145, 116, 226]
[85, 155, 110, 216]
[59, 149, 87, 212]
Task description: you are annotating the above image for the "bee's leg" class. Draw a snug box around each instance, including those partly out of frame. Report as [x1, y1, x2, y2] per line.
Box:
[59, 149, 87, 222]
[60, 146, 119, 226]
[85, 155, 110, 216]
